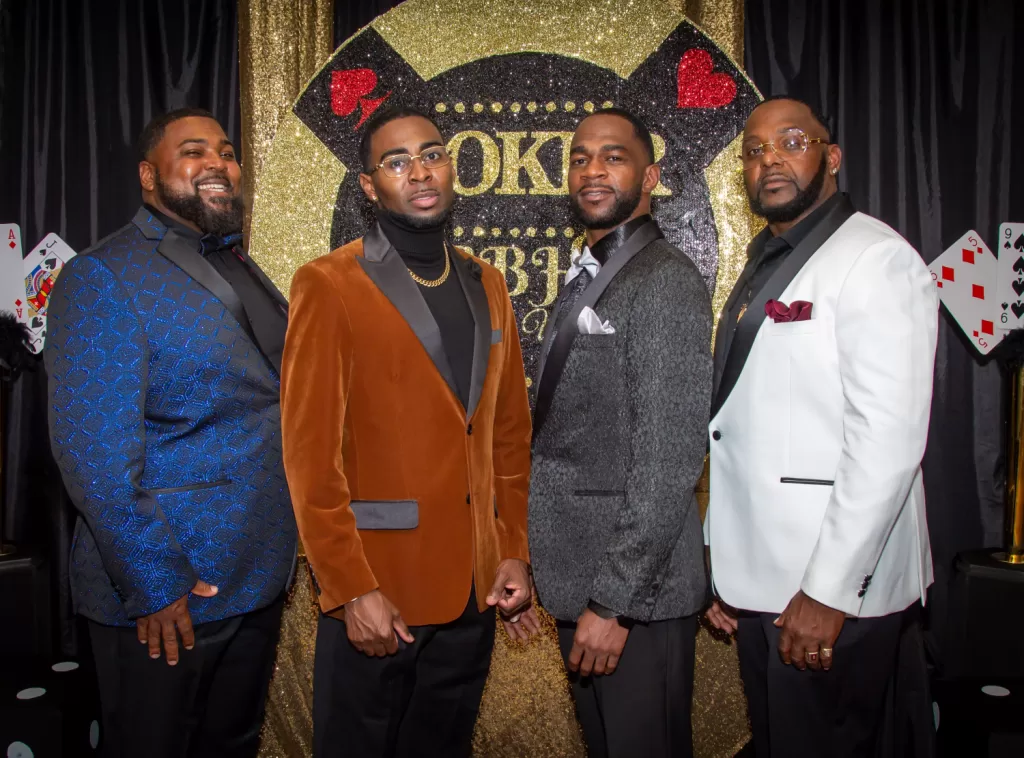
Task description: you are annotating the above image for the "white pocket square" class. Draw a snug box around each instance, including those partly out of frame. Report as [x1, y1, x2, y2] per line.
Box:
[577, 306, 616, 335]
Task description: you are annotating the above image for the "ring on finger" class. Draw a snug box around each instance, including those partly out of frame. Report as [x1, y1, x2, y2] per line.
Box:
[509, 614, 521, 624]
[807, 650, 819, 660]
[821, 647, 833, 657]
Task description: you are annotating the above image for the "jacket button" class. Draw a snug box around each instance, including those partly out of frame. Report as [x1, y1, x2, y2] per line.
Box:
[467, 424, 473, 435]
[466, 494, 471, 505]
[857, 589, 866, 598]
[644, 597, 655, 606]
[712, 430, 722, 441]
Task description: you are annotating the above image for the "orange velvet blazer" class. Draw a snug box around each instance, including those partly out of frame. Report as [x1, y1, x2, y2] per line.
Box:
[280, 223, 532, 626]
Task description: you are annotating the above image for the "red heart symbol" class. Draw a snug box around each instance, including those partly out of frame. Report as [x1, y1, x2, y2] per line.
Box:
[677, 49, 737, 108]
[331, 69, 378, 116]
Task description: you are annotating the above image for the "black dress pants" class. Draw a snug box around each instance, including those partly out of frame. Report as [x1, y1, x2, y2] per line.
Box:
[87, 594, 285, 758]
[556, 614, 697, 758]
[736, 608, 906, 758]
[312, 589, 494, 758]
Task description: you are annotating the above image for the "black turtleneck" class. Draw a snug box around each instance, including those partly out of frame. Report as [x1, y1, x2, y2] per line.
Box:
[376, 209, 475, 410]
[143, 203, 287, 370]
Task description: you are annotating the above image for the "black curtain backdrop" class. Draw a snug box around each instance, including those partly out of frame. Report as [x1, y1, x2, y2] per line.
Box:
[745, 0, 1023, 668]
[334, 0, 400, 49]
[0, 0, 241, 656]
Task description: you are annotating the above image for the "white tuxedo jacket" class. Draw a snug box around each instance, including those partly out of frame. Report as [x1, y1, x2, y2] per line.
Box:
[705, 199, 938, 617]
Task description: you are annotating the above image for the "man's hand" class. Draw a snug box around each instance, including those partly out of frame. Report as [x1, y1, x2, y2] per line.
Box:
[486, 558, 533, 619]
[501, 606, 542, 642]
[706, 599, 739, 635]
[568, 608, 629, 677]
[775, 590, 844, 671]
[332, 589, 414, 657]
[136, 579, 218, 665]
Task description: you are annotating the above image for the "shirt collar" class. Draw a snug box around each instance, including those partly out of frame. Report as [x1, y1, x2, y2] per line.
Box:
[774, 191, 845, 251]
[589, 213, 654, 265]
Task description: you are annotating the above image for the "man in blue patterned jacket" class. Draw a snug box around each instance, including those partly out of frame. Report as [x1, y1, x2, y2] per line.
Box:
[45, 108, 296, 758]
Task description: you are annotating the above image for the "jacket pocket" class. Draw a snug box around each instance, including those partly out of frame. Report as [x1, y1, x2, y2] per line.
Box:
[780, 477, 835, 486]
[575, 334, 618, 349]
[351, 499, 419, 530]
[149, 479, 231, 495]
[573, 489, 626, 497]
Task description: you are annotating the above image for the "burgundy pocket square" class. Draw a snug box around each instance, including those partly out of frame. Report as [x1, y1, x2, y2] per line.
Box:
[765, 299, 813, 322]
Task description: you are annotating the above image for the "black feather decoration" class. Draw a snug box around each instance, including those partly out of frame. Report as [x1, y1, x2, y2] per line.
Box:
[0, 311, 34, 378]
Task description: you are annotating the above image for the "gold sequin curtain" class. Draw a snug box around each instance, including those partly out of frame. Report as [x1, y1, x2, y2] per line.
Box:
[245, 1, 755, 756]
[239, 0, 333, 239]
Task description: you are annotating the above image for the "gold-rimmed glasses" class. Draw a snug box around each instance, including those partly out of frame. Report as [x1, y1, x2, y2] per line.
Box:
[370, 146, 451, 178]
[738, 129, 828, 170]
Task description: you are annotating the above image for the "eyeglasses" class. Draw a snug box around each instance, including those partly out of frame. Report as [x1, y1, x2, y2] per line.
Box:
[370, 146, 451, 178]
[738, 129, 828, 169]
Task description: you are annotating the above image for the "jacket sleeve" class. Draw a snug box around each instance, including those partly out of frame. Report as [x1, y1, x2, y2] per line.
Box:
[490, 274, 532, 564]
[45, 254, 197, 618]
[800, 240, 937, 615]
[589, 255, 713, 621]
[281, 262, 377, 613]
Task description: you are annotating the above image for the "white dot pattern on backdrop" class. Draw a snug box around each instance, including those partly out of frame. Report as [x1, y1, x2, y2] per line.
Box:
[981, 685, 1010, 697]
[7, 742, 34, 758]
[15, 688, 45, 700]
[52, 661, 79, 673]
[89, 721, 100, 749]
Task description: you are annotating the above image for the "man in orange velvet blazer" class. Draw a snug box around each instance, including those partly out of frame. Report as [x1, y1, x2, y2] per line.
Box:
[281, 106, 536, 758]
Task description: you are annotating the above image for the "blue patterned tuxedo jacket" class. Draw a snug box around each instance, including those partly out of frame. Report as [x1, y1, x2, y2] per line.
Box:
[45, 207, 297, 627]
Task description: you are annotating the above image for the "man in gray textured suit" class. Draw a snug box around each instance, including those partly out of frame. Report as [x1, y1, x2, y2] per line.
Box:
[527, 108, 712, 758]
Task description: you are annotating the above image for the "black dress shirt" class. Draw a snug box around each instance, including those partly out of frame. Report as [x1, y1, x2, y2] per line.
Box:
[376, 210, 474, 410]
[726, 192, 845, 330]
[145, 204, 287, 370]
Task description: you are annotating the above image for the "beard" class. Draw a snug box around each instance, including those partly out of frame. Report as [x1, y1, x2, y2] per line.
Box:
[748, 153, 828, 224]
[569, 182, 643, 230]
[155, 170, 244, 237]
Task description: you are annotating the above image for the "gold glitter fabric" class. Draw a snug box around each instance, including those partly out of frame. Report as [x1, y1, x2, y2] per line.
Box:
[239, 0, 333, 238]
[247, 1, 759, 756]
[258, 560, 317, 758]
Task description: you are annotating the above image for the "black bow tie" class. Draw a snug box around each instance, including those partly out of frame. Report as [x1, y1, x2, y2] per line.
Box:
[200, 233, 243, 257]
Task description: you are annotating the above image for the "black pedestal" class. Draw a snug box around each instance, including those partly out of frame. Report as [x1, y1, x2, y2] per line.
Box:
[944, 549, 1024, 680]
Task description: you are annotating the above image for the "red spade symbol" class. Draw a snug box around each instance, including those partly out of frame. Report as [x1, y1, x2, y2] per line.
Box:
[331, 68, 391, 130]
[677, 49, 737, 109]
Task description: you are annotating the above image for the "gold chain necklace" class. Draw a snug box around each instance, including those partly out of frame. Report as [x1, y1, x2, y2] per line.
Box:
[408, 242, 451, 288]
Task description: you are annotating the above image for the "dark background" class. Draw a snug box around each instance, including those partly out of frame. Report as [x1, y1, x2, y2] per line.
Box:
[0, 0, 1020, 671]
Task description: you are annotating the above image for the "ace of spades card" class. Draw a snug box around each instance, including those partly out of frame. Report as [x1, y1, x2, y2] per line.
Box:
[997, 222, 1024, 330]
[928, 230, 1004, 355]
[23, 232, 77, 353]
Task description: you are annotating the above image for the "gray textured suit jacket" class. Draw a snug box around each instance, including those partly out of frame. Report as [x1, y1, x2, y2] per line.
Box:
[529, 230, 713, 623]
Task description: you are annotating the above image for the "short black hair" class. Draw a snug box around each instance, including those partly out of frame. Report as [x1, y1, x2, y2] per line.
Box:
[586, 106, 656, 164]
[137, 107, 218, 161]
[359, 105, 441, 172]
[752, 95, 833, 142]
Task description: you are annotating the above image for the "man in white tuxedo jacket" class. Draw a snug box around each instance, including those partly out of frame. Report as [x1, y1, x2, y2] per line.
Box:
[705, 97, 938, 757]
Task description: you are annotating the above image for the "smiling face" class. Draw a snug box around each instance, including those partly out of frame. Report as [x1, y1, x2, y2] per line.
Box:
[567, 113, 660, 242]
[741, 99, 842, 229]
[358, 115, 455, 228]
[139, 116, 243, 236]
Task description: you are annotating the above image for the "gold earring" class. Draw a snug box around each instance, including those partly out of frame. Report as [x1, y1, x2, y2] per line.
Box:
[371, 195, 377, 201]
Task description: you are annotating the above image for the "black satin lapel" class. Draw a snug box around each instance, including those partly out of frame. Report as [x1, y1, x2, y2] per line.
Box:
[711, 196, 857, 418]
[535, 282, 575, 385]
[156, 230, 255, 342]
[711, 247, 763, 397]
[532, 221, 664, 438]
[452, 251, 491, 420]
[356, 239, 459, 402]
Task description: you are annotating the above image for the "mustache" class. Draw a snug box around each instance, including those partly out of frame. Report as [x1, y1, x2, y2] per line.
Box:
[757, 171, 794, 191]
